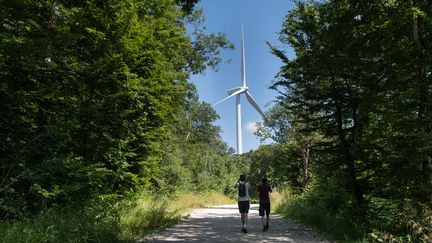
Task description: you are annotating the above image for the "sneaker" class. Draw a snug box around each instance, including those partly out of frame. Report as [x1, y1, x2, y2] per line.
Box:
[241, 227, 246, 233]
[263, 225, 267, 232]
[265, 224, 269, 231]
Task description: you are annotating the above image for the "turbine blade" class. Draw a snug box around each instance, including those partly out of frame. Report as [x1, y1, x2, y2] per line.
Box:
[212, 88, 246, 107]
[245, 91, 265, 118]
[241, 24, 246, 87]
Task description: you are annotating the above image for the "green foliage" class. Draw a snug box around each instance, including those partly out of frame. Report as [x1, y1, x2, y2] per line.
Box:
[0, 0, 241, 241]
[0, 191, 233, 242]
[186, 9, 235, 73]
[276, 177, 365, 241]
[119, 194, 181, 240]
[151, 83, 241, 194]
[255, 104, 325, 192]
[0, 0, 234, 219]
[267, 0, 432, 240]
[368, 203, 432, 242]
[243, 143, 300, 194]
[0, 194, 121, 243]
[175, 0, 200, 14]
[158, 125, 240, 194]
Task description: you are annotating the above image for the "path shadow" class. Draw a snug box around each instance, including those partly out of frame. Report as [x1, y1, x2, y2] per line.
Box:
[138, 204, 328, 243]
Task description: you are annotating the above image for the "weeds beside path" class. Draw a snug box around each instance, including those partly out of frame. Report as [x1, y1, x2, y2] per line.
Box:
[0, 192, 234, 243]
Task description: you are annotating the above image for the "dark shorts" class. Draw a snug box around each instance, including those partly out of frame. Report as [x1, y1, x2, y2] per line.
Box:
[238, 201, 250, 213]
[259, 202, 271, 216]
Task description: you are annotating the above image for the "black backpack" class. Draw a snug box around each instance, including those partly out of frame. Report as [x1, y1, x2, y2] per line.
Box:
[238, 182, 246, 197]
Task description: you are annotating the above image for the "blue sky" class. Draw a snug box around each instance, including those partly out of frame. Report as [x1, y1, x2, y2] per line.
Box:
[189, 0, 295, 153]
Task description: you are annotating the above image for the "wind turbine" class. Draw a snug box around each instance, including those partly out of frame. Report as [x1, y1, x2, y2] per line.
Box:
[213, 25, 265, 154]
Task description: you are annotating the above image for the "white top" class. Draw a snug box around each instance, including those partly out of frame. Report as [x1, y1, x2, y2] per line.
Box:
[235, 181, 251, 201]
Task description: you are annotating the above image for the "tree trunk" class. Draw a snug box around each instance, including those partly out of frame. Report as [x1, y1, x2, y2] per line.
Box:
[335, 101, 365, 209]
[302, 145, 310, 190]
[412, 0, 432, 203]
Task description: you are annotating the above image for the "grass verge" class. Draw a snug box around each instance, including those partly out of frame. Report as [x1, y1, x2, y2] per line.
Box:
[274, 190, 365, 242]
[0, 191, 234, 243]
[118, 191, 234, 240]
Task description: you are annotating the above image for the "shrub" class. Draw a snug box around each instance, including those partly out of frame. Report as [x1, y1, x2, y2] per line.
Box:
[369, 203, 432, 242]
[275, 177, 365, 241]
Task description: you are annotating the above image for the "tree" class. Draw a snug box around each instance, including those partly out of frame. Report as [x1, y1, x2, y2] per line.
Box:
[271, 0, 432, 237]
[411, 0, 432, 203]
[256, 104, 324, 191]
[157, 83, 239, 193]
[0, 0, 233, 217]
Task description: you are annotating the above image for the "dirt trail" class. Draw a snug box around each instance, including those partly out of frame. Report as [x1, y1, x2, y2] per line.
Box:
[139, 204, 330, 242]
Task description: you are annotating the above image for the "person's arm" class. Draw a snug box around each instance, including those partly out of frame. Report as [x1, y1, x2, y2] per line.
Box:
[269, 184, 273, 193]
[234, 179, 240, 188]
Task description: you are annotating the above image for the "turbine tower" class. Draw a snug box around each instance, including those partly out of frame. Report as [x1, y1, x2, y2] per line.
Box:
[213, 25, 265, 154]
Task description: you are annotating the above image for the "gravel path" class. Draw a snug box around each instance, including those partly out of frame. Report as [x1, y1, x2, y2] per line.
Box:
[139, 204, 330, 242]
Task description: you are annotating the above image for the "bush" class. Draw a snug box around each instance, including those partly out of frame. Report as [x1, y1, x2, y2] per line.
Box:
[275, 178, 366, 241]
[368, 203, 432, 242]
[118, 191, 234, 240]
[0, 191, 234, 242]
[118, 193, 180, 240]
[0, 202, 118, 243]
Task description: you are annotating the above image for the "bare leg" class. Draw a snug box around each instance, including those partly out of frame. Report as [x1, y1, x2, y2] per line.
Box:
[241, 213, 248, 227]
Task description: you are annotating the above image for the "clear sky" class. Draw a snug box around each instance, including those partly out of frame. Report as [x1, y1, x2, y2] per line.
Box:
[189, 0, 295, 153]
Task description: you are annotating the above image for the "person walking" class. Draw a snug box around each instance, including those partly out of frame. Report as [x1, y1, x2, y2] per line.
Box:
[258, 178, 272, 232]
[235, 174, 251, 233]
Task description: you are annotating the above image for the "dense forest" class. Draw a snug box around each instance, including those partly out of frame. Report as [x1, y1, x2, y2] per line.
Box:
[0, 0, 242, 241]
[1, 0, 431, 242]
[253, 0, 432, 241]
[0, 0, 238, 214]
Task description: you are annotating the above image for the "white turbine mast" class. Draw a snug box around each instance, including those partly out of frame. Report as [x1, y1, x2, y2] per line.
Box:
[213, 24, 265, 155]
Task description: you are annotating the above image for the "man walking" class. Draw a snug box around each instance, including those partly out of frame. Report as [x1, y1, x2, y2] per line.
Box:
[258, 178, 272, 232]
[235, 174, 251, 233]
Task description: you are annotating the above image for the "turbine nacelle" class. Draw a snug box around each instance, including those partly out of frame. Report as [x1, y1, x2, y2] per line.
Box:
[227, 86, 248, 95]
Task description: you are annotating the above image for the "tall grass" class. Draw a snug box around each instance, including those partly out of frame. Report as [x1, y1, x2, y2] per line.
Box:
[0, 191, 234, 243]
[274, 187, 432, 243]
[0, 203, 118, 243]
[369, 203, 432, 242]
[274, 189, 365, 241]
[168, 191, 235, 212]
[269, 190, 284, 209]
[118, 191, 234, 240]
